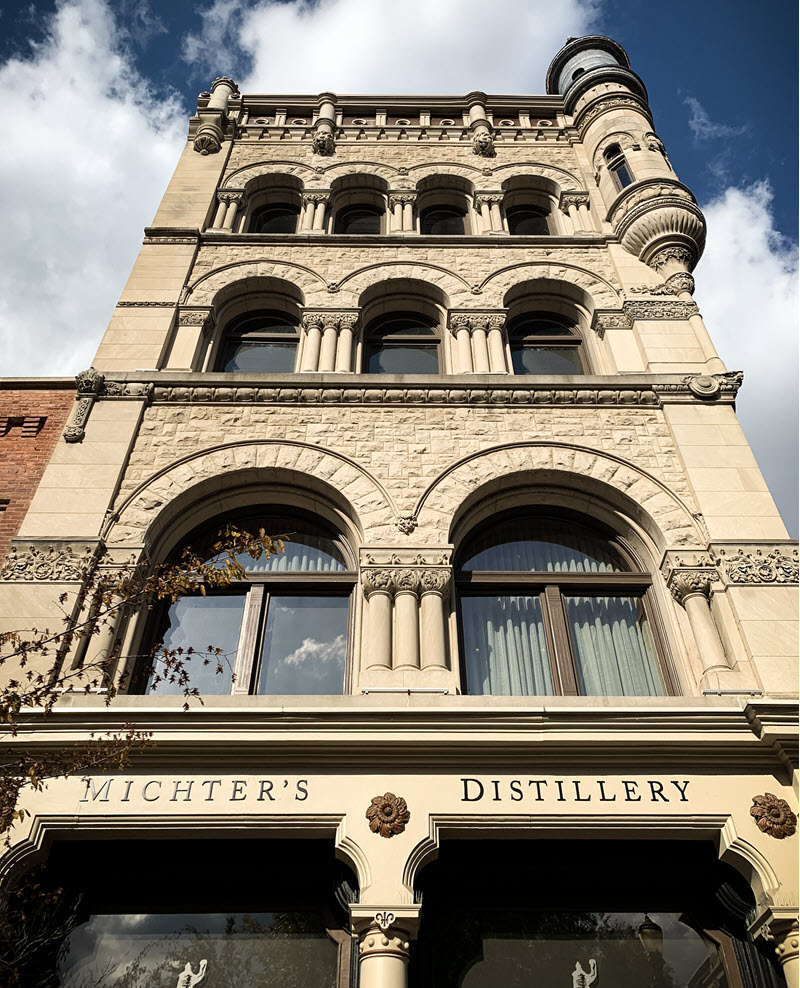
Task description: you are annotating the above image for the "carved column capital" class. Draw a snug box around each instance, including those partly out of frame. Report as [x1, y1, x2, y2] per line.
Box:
[590, 310, 632, 338]
[486, 313, 507, 331]
[666, 568, 716, 605]
[666, 271, 696, 295]
[474, 191, 503, 208]
[559, 189, 590, 213]
[301, 311, 326, 331]
[361, 569, 395, 597]
[338, 311, 360, 331]
[216, 188, 246, 206]
[177, 308, 214, 333]
[419, 569, 452, 595]
[301, 191, 330, 206]
[650, 245, 697, 273]
[388, 191, 417, 209]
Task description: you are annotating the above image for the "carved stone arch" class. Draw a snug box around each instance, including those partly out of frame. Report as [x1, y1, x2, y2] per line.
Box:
[492, 161, 584, 191]
[407, 161, 485, 183]
[593, 132, 638, 170]
[333, 261, 473, 308]
[318, 160, 400, 184]
[105, 441, 401, 547]
[477, 261, 622, 308]
[184, 260, 329, 307]
[411, 442, 706, 550]
[223, 160, 323, 189]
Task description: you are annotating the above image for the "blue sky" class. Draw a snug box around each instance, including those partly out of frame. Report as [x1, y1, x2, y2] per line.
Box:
[0, 0, 797, 533]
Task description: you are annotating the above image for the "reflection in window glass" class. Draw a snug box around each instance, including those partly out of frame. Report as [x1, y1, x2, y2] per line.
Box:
[511, 346, 583, 375]
[461, 595, 553, 696]
[334, 205, 382, 234]
[258, 595, 349, 694]
[250, 204, 300, 233]
[147, 595, 244, 695]
[420, 206, 466, 234]
[506, 206, 550, 235]
[368, 345, 439, 374]
[59, 912, 338, 988]
[221, 341, 297, 373]
[565, 595, 664, 697]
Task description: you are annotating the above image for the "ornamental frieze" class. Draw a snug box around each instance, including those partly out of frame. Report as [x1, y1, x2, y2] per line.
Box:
[360, 568, 452, 597]
[623, 300, 700, 320]
[715, 547, 799, 586]
[1, 541, 100, 582]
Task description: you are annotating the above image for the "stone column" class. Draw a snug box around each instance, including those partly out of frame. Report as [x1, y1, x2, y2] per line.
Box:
[194, 76, 239, 155]
[668, 569, 731, 683]
[489, 198, 503, 232]
[450, 316, 474, 373]
[311, 92, 337, 156]
[300, 193, 317, 231]
[476, 196, 492, 234]
[466, 91, 496, 158]
[336, 313, 358, 372]
[318, 315, 340, 372]
[355, 914, 415, 988]
[393, 570, 420, 670]
[211, 197, 228, 229]
[419, 570, 451, 669]
[471, 316, 491, 373]
[300, 314, 324, 371]
[166, 309, 213, 370]
[219, 191, 245, 232]
[402, 198, 415, 232]
[486, 314, 508, 373]
[389, 194, 404, 232]
[361, 571, 394, 669]
[770, 919, 800, 988]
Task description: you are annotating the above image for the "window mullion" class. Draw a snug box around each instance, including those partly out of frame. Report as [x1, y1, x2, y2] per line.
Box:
[544, 584, 579, 696]
[231, 585, 266, 695]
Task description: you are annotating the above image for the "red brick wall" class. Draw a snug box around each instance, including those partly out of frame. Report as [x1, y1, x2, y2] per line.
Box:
[0, 385, 74, 562]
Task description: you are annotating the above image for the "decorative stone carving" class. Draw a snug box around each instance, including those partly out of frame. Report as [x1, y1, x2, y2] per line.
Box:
[750, 794, 798, 839]
[397, 516, 417, 534]
[624, 300, 699, 320]
[559, 190, 591, 213]
[419, 570, 451, 594]
[76, 367, 105, 395]
[388, 192, 417, 209]
[591, 310, 632, 338]
[1, 542, 97, 582]
[311, 130, 335, 155]
[609, 182, 694, 226]
[667, 568, 716, 604]
[651, 246, 695, 272]
[366, 792, 411, 838]
[474, 192, 503, 208]
[472, 132, 496, 157]
[178, 309, 213, 330]
[176, 960, 208, 988]
[716, 547, 799, 586]
[393, 569, 419, 593]
[193, 133, 221, 156]
[64, 367, 105, 442]
[686, 375, 721, 399]
[374, 911, 396, 931]
[361, 569, 395, 596]
[629, 282, 678, 296]
[666, 272, 695, 295]
[216, 189, 245, 206]
[116, 301, 176, 307]
[487, 313, 506, 330]
[576, 95, 653, 131]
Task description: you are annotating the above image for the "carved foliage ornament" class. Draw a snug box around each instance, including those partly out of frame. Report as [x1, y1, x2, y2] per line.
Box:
[668, 569, 714, 604]
[750, 793, 797, 840]
[1, 543, 95, 582]
[718, 548, 798, 585]
[367, 792, 411, 838]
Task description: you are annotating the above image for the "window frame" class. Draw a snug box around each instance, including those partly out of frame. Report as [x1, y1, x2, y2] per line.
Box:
[507, 312, 586, 376]
[505, 204, 552, 236]
[213, 309, 301, 374]
[363, 311, 442, 374]
[419, 203, 468, 235]
[247, 201, 301, 234]
[605, 144, 634, 190]
[139, 511, 357, 698]
[333, 202, 384, 235]
[455, 512, 677, 697]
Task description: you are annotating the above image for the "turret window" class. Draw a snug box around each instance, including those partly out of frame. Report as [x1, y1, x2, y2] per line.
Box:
[457, 511, 670, 697]
[605, 144, 633, 190]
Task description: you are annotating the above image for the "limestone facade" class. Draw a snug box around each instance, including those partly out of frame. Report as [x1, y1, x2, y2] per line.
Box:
[0, 35, 797, 988]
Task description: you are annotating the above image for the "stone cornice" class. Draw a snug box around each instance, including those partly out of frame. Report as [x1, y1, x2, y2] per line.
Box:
[7, 698, 795, 770]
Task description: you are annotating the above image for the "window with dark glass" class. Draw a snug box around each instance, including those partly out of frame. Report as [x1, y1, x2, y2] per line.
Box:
[420, 205, 466, 235]
[508, 312, 584, 375]
[506, 205, 550, 235]
[215, 311, 299, 373]
[457, 511, 671, 697]
[248, 202, 300, 233]
[333, 203, 383, 234]
[365, 312, 440, 374]
[143, 510, 354, 696]
[605, 143, 633, 190]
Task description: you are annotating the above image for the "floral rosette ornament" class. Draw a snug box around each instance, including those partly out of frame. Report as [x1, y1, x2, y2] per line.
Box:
[367, 792, 411, 838]
[750, 793, 797, 839]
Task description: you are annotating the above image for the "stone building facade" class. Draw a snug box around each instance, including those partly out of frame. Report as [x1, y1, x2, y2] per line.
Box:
[0, 35, 797, 988]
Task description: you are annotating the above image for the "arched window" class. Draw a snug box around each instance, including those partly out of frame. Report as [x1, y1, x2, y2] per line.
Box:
[364, 312, 440, 374]
[333, 203, 383, 234]
[248, 202, 300, 233]
[508, 312, 584, 375]
[604, 143, 633, 190]
[142, 509, 355, 696]
[457, 511, 671, 697]
[506, 204, 550, 236]
[420, 204, 466, 235]
[215, 310, 299, 373]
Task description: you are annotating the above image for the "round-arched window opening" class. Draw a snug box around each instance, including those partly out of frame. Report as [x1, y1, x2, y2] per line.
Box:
[396, 118, 411, 126]
[456, 510, 670, 698]
[365, 312, 440, 374]
[506, 205, 550, 236]
[537, 119, 554, 127]
[498, 119, 516, 127]
[604, 143, 634, 189]
[248, 202, 300, 234]
[571, 67, 586, 81]
[439, 119, 455, 126]
[291, 117, 308, 125]
[215, 310, 299, 373]
[508, 312, 584, 375]
[333, 203, 383, 234]
[352, 118, 368, 125]
[420, 205, 466, 235]
[140, 508, 355, 698]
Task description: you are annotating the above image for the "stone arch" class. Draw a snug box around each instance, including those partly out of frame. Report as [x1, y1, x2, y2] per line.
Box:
[105, 441, 401, 547]
[593, 133, 638, 170]
[318, 160, 401, 184]
[223, 160, 321, 188]
[477, 261, 622, 308]
[412, 442, 706, 550]
[406, 161, 486, 183]
[333, 262, 473, 307]
[491, 160, 584, 190]
[185, 260, 330, 307]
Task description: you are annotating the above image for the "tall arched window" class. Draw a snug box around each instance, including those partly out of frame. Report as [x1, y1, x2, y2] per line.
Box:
[215, 310, 299, 373]
[508, 312, 584, 375]
[142, 509, 355, 696]
[604, 143, 633, 190]
[364, 312, 441, 374]
[333, 203, 383, 234]
[457, 511, 671, 697]
[506, 204, 550, 235]
[248, 202, 300, 233]
[420, 204, 466, 235]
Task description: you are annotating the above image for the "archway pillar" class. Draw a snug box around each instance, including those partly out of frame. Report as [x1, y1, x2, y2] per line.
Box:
[351, 907, 420, 988]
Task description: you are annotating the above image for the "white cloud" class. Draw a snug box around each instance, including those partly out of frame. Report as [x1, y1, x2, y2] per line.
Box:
[685, 96, 748, 141]
[693, 181, 798, 535]
[284, 634, 346, 666]
[0, 0, 186, 376]
[184, 0, 601, 93]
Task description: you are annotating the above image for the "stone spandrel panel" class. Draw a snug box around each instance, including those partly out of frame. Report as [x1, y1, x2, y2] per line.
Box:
[113, 401, 695, 530]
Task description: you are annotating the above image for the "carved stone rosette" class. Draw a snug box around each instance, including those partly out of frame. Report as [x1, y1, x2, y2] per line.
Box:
[750, 793, 798, 839]
[366, 792, 411, 838]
